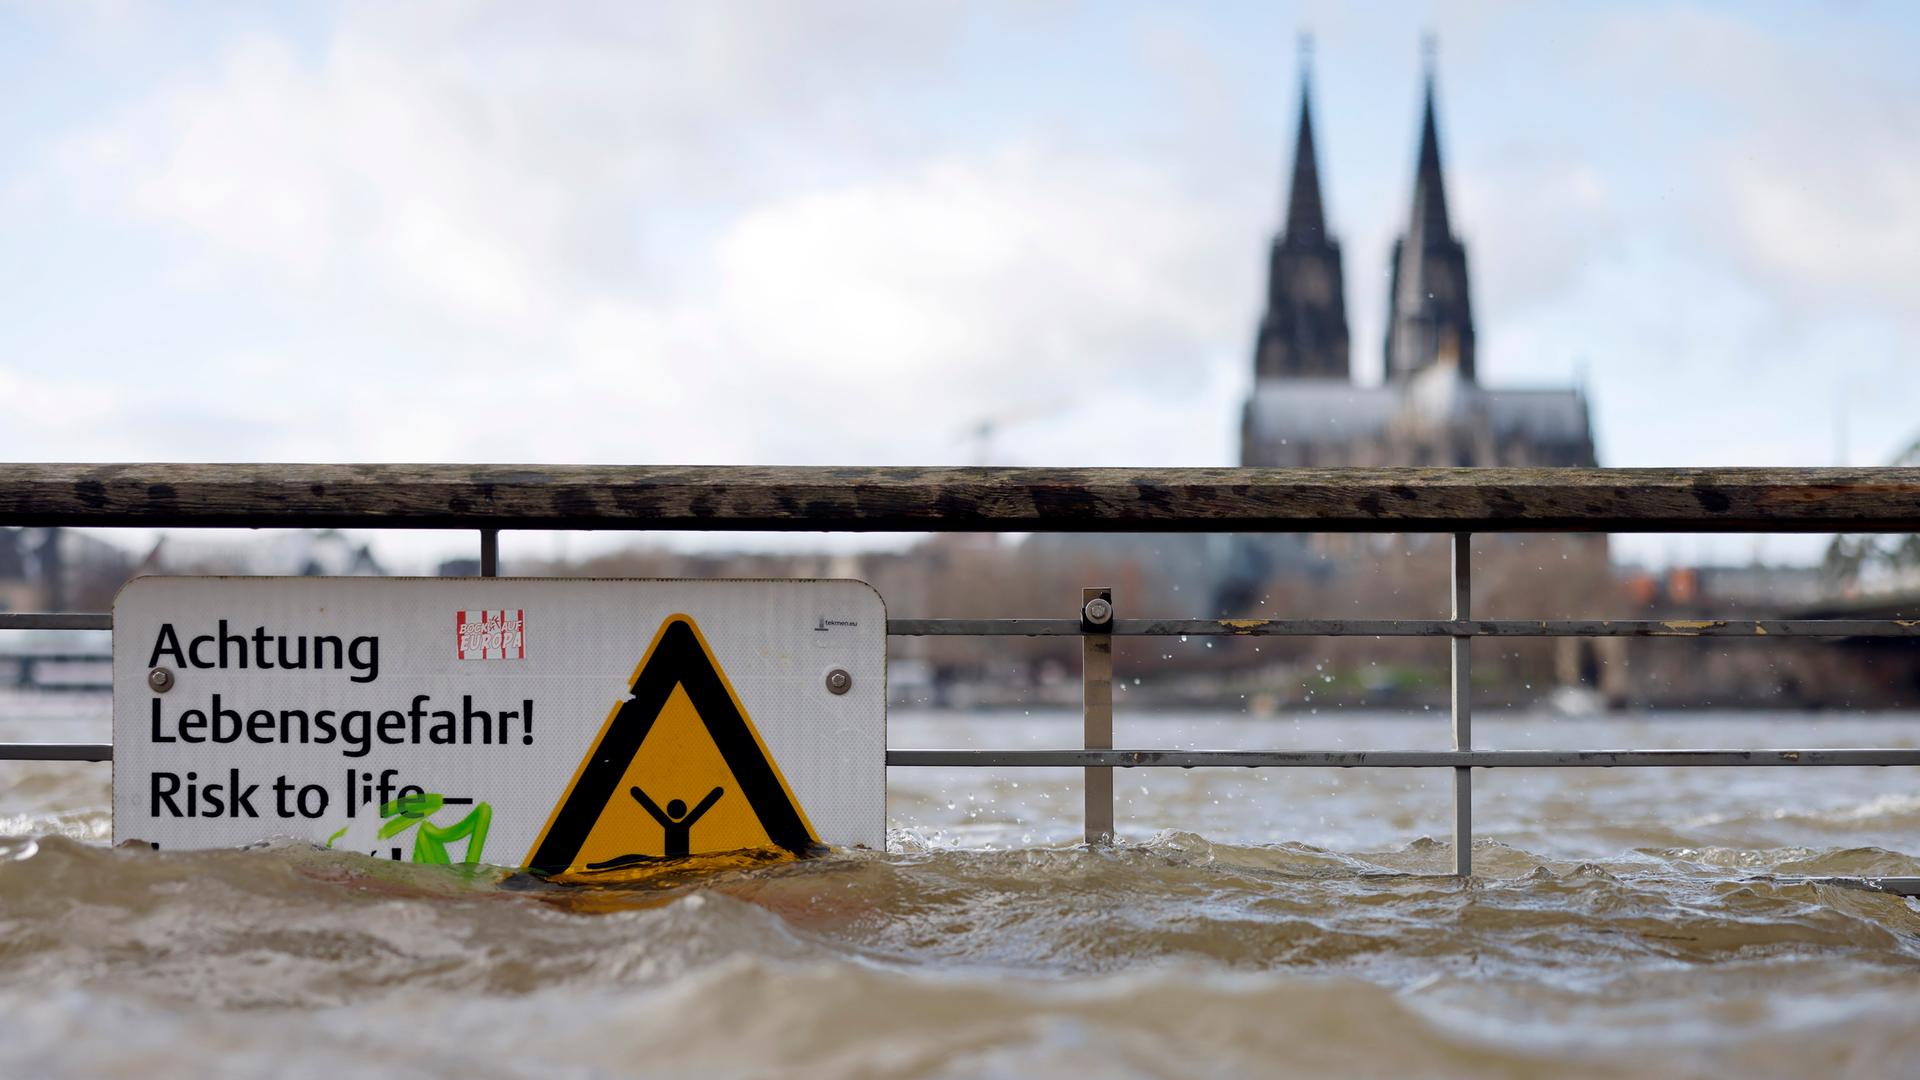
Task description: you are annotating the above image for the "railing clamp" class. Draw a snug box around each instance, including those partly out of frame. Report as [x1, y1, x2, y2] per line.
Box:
[1081, 593, 1113, 632]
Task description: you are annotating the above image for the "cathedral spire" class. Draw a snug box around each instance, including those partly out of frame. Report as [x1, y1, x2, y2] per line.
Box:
[1407, 75, 1451, 246]
[1247, 32, 1350, 388]
[1383, 41, 1476, 382]
[1282, 36, 1326, 246]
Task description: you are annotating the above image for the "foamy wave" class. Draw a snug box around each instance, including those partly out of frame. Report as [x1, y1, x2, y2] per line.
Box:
[4, 954, 1920, 1079]
[1798, 791, 1920, 825]
[0, 808, 110, 842]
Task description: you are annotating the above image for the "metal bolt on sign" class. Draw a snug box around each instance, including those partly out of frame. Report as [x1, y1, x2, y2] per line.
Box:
[825, 668, 852, 695]
[147, 668, 174, 693]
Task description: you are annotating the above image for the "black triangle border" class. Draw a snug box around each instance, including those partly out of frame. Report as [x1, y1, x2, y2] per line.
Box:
[528, 617, 815, 874]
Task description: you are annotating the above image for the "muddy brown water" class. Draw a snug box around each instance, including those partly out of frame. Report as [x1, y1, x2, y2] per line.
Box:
[4, 693, 1919, 1077]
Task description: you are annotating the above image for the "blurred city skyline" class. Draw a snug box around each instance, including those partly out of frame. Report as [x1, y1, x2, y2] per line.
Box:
[1, 2, 1915, 568]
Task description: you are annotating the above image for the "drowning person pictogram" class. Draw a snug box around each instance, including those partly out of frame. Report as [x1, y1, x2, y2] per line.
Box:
[629, 785, 724, 858]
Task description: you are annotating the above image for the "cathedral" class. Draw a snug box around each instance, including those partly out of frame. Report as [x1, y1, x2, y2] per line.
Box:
[1031, 56, 1603, 614]
[1240, 61, 1598, 469]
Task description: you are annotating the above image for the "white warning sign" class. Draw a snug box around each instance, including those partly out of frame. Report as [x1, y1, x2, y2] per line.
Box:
[111, 578, 887, 874]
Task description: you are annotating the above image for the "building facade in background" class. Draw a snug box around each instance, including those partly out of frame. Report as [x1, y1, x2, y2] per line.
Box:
[1240, 63, 1598, 469]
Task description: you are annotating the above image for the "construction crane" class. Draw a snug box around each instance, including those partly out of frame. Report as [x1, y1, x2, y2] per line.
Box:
[954, 398, 1071, 466]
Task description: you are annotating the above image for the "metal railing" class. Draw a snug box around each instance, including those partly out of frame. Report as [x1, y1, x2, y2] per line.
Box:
[4, 464, 1920, 882]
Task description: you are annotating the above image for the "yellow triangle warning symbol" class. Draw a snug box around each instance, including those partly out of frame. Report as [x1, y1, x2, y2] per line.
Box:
[523, 615, 818, 875]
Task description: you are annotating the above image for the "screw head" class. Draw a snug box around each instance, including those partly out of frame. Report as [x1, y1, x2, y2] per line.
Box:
[147, 668, 174, 693]
[825, 668, 852, 695]
[1083, 597, 1113, 625]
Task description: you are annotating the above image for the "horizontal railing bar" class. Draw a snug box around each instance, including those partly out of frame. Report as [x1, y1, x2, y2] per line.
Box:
[4, 465, 1919, 532]
[6, 614, 1915, 640]
[6, 614, 1910, 641]
[0, 743, 110, 761]
[0, 613, 111, 630]
[886, 618, 1920, 638]
[886, 749, 1920, 768]
[1785, 876, 1920, 896]
[890, 619, 1083, 635]
[8, 613, 1912, 641]
[18, 746, 1920, 767]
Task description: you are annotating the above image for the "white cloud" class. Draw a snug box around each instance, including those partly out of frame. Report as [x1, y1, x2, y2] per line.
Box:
[1588, 6, 1920, 330]
[1716, 111, 1920, 321]
[42, 6, 1245, 470]
[55, 4, 970, 326]
[1458, 159, 1614, 318]
[708, 144, 1242, 421]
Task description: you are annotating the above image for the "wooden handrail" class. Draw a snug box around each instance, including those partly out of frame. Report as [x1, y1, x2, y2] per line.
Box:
[3, 464, 1918, 532]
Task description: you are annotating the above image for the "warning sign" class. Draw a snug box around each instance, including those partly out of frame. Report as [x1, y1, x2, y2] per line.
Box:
[526, 615, 818, 873]
[111, 578, 886, 868]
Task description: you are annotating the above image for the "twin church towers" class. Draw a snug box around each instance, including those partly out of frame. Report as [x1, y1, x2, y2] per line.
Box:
[1239, 48, 1596, 468]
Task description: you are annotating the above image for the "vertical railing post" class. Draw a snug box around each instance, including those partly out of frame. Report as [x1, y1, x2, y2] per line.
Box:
[1082, 586, 1114, 846]
[1450, 533, 1473, 877]
[479, 529, 499, 578]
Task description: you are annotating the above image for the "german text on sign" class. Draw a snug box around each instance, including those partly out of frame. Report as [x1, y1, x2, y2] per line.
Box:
[112, 577, 887, 871]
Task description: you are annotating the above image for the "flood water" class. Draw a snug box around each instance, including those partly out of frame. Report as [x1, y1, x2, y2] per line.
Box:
[4, 690, 1920, 1077]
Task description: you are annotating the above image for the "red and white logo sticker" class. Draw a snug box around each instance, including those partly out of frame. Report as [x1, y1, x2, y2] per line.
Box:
[456, 609, 525, 660]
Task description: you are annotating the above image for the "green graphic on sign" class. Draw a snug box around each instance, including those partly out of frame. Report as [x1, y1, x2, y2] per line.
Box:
[377, 792, 493, 865]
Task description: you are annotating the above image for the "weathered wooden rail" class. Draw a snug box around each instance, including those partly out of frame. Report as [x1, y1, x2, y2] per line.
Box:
[3, 464, 1919, 884]
[5, 463, 1920, 532]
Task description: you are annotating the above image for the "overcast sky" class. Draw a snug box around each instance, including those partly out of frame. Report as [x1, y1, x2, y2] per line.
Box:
[2, 2, 1915, 569]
